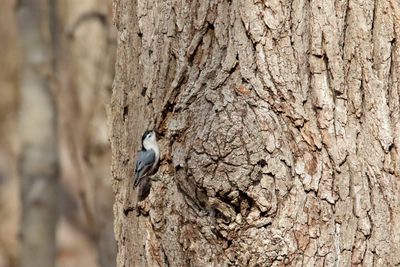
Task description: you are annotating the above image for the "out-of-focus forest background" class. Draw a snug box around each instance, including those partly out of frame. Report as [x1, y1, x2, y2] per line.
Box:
[0, 0, 117, 266]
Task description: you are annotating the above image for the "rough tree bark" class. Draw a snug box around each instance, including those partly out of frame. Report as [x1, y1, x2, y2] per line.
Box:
[18, 0, 59, 266]
[111, 0, 400, 266]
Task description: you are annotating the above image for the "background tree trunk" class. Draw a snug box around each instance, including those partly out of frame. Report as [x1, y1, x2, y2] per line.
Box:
[17, 0, 117, 266]
[0, 0, 19, 266]
[111, 0, 400, 266]
[0, 0, 116, 266]
[55, 0, 117, 265]
[18, 0, 59, 266]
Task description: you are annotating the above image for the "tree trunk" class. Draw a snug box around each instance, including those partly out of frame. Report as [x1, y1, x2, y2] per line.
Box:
[18, 0, 59, 266]
[0, 0, 19, 266]
[111, 0, 400, 266]
[56, 0, 117, 265]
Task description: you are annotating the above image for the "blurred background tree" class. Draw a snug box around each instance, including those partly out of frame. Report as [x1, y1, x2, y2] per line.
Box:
[18, 0, 59, 266]
[0, 0, 117, 266]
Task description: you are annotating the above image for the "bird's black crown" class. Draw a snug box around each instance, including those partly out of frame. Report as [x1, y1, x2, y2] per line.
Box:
[141, 130, 153, 142]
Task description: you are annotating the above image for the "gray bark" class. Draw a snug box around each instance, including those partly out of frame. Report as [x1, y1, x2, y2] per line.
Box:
[18, 0, 59, 266]
[111, 0, 400, 266]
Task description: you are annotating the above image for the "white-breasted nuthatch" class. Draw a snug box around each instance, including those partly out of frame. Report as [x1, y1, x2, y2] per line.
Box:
[133, 130, 160, 188]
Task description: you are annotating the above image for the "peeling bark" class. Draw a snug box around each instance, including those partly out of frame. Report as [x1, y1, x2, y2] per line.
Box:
[111, 0, 400, 266]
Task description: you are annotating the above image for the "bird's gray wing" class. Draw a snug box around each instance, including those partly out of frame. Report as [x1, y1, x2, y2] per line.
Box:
[134, 149, 155, 187]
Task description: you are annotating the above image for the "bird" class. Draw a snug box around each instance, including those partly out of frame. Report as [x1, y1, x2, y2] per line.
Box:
[133, 130, 160, 188]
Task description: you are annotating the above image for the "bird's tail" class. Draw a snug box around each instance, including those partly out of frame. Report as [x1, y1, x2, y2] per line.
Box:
[134, 174, 150, 188]
[133, 173, 140, 188]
